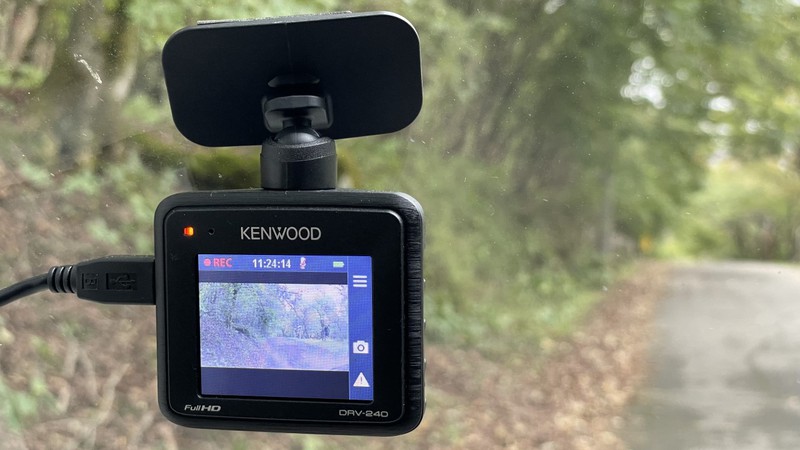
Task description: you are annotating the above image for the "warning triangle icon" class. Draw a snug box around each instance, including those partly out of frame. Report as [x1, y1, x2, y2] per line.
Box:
[354, 372, 370, 388]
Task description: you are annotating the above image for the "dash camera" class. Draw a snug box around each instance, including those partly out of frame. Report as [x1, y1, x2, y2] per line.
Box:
[154, 12, 425, 435]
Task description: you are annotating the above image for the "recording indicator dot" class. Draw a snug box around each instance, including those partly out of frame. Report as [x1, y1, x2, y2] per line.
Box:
[183, 226, 195, 237]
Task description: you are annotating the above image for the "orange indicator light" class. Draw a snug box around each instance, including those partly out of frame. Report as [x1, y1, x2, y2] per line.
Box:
[183, 226, 195, 237]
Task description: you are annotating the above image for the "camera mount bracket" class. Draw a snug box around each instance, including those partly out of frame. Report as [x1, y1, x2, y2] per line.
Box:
[162, 12, 422, 190]
[260, 78, 337, 190]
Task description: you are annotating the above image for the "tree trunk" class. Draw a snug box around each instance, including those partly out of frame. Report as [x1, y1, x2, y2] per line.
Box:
[94, 0, 137, 168]
[35, 0, 103, 168]
[600, 169, 615, 269]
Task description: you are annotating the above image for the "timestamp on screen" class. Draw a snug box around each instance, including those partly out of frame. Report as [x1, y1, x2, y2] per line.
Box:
[252, 258, 293, 269]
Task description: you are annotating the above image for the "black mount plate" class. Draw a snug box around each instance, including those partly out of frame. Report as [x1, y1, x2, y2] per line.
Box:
[162, 12, 423, 147]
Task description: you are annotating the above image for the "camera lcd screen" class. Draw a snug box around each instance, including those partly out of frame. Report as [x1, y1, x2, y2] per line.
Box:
[197, 254, 374, 402]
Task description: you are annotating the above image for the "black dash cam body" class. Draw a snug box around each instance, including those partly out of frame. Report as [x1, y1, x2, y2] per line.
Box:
[154, 190, 424, 435]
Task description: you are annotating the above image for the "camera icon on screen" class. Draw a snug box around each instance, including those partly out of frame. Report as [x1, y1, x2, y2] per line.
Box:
[353, 340, 370, 354]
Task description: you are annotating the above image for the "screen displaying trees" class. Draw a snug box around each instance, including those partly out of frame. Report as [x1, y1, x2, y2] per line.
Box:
[199, 282, 349, 371]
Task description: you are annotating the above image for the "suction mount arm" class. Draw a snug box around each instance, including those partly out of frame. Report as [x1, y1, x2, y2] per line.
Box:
[260, 78, 337, 190]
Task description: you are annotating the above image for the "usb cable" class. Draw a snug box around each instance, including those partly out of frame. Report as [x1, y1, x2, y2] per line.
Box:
[0, 256, 155, 307]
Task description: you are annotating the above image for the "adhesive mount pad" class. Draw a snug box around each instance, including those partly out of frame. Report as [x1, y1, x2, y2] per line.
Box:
[162, 12, 423, 147]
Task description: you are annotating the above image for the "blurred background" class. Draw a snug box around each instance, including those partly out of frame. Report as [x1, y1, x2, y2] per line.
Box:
[1, 0, 799, 448]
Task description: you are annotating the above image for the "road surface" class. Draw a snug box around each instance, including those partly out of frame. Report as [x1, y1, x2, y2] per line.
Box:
[624, 261, 800, 449]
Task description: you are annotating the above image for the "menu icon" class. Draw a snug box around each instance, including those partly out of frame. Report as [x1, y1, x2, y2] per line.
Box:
[352, 275, 368, 288]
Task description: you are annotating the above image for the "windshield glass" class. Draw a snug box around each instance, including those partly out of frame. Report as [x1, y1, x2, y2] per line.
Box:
[2, 0, 800, 448]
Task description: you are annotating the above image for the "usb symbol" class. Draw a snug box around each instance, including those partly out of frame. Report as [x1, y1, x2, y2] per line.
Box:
[108, 274, 137, 291]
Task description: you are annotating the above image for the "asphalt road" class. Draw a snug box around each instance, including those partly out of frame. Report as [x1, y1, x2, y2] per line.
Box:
[624, 261, 800, 449]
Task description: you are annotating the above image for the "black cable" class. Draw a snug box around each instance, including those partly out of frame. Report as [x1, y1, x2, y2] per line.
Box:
[0, 273, 49, 307]
[0, 256, 155, 307]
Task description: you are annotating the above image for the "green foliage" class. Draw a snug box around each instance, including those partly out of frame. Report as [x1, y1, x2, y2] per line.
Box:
[661, 159, 800, 260]
[16, 159, 56, 190]
[188, 150, 260, 189]
[614, 131, 707, 240]
[122, 94, 173, 129]
[0, 62, 46, 90]
[643, 0, 800, 159]
[348, 137, 608, 352]
[0, 372, 53, 430]
[53, 154, 180, 253]
[129, 0, 340, 53]
[0, 319, 48, 430]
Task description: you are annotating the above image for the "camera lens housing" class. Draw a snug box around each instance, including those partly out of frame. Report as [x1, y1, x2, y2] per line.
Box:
[154, 189, 424, 435]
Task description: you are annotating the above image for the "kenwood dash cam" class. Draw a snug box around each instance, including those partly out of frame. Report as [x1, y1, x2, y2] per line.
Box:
[155, 12, 425, 435]
[154, 190, 424, 435]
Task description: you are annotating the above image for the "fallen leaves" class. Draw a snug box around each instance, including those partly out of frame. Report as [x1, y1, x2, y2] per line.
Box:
[421, 262, 670, 449]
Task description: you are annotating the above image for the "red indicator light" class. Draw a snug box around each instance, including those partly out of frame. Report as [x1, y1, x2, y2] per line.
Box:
[183, 226, 195, 237]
